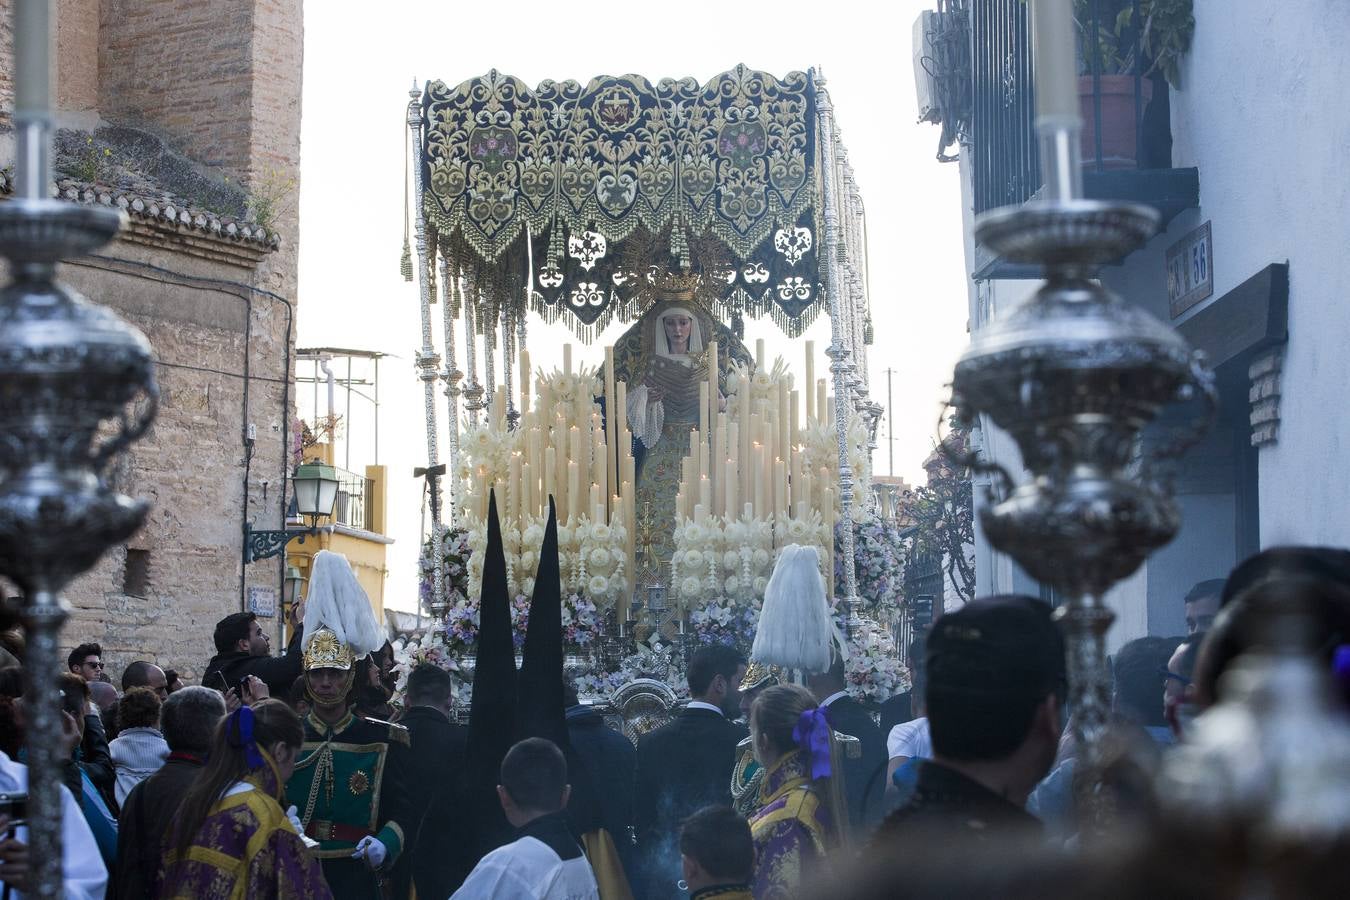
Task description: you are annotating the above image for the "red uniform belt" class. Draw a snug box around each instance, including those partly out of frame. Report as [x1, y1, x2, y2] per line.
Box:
[305, 820, 374, 844]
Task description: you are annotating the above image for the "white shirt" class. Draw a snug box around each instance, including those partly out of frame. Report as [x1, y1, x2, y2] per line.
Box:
[452, 835, 599, 900]
[0, 750, 107, 899]
[685, 701, 725, 716]
[819, 691, 850, 709]
[886, 717, 932, 761]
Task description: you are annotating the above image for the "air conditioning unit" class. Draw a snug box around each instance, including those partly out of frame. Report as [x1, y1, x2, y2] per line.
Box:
[913, 10, 942, 124]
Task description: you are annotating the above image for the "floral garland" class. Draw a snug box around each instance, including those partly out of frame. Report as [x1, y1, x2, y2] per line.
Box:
[834, 610, 910, 703]
[835, 516, 905, 609]
[689, 599, 761, 654]
[418, 525, 472, 612]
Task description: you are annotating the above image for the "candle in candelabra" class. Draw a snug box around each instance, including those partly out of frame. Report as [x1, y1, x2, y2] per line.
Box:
[699, 476, 711, 518]
[695, 503, 707, 524]
[777, 381, 790, 460]
[604, 347, 617, 510]
[714, 414, 727, 516]
[790, 447, 802, 508]
[543, 446, 556, 509]
[776, 458, 788, 520]
[699, 381, 709, 436]
[755, 338, 765, 370]
[752, 444, 766, 517]
[590, 483, 601, 522]
[789, 390, 800, 448]
[707, 340, 719, 440]
[1030, 0, 1079, 121]
[826, 396, 835, 424]
[510, 453, 523, 525]
[519, 348, 531, 411]
[801, 469, 812, 516]
[567, 461, 580, 524]
[817, 380, 827, 425]
[616, 382, 628, 456]
[563, 343, 572, 375]
[738, 371, 752, 472]
[818, 466, 829, 511]
[523, 461, 535, 521]
[805, 340, 816, 422]
[726, 457, 739, 520]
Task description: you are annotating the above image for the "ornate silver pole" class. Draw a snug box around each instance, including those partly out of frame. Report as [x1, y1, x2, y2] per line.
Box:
[439, 256, 463, 525]
[816, 73, 862, 637]
[1, 4, 158, 891]
[462, 270, 483, 428]
[501, 301, 518, 429]
[949, 1, 1214, 822]
[482, 294, 497, 409]
[407, 82, 446, 617]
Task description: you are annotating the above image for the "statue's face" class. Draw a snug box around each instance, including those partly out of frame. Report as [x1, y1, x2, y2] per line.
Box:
[663, 314, 692, 351]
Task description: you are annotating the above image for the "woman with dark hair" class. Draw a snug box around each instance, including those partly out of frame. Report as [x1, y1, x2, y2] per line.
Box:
[160, 699, 330, 899]
[746, 684, 837, 899]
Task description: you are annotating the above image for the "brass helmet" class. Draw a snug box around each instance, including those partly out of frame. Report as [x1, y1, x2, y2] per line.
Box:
[302, 624, 355, 672]
[739, 660, 782, 693]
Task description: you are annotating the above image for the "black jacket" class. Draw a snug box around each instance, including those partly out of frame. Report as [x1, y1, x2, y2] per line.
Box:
[634, 706, 746, 899]
[111, 753, 204, 900]
[201, 631, 302, 699]
[566, 704, 637, 881]
[823, 695, 889, 833]
[875, 759, 1041, 845]
[79, 711, 116, 804]
[400, 705, 473, 899]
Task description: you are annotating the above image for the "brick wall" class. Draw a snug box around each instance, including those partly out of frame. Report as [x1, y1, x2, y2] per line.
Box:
[98, 0, 256, 176]
[0, 0, 13, 127]
[0, 1, 305, 681]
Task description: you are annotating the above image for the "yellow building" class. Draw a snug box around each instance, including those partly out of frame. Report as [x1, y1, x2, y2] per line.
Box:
[284, 440, 391, 630]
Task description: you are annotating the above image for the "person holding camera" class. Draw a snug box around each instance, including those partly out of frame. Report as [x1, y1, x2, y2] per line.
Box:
[202, 601, 306, 702]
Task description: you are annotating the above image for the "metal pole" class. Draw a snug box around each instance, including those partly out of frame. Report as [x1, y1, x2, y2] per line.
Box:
[407, 81, 445, 616]
[439, 256, 462, 525]
[345, 355, 353, 471]
[816, 72, 863, 639]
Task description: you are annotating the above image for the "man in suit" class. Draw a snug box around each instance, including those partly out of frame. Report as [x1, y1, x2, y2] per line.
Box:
[400, 663, 473, 898]
[809, 652, 889, 835]
[634, 645, 748, 899]
[564, 678, 637, 885]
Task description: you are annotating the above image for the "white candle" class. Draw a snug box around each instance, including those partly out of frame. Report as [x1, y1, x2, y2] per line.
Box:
[520, 348, 532, 412]
[805, 340, 816, 422]
[755, 338, 765, 370]
[699, 381, 710, 436]
[568, 461, 580, 524]
[1031, 0, 1079, 121]
[563, 343, 573, 375]
[817, 380, 828, 424]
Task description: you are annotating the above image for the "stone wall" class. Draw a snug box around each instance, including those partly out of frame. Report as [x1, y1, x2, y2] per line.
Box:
[0, 0, 304, 681]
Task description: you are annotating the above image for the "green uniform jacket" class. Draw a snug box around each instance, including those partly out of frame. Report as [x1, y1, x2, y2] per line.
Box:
[287, 712, 412, 879]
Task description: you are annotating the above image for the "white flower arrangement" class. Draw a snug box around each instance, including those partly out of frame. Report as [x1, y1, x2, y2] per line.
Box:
[798, 411, 873, 523]
[535, 364, 603, 426]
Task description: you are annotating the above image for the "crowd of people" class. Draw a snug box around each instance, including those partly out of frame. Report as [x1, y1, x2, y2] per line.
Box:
[0, 544, 1345, 898]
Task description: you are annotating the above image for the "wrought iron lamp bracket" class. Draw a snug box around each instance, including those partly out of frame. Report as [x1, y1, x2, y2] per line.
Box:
[243, 522, 321, 563]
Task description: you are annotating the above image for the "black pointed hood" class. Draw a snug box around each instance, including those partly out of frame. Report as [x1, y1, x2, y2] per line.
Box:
[515, 496, 567, 747]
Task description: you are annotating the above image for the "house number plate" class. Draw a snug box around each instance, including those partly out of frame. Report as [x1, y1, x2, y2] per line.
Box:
[1167, 220, 1213, 318]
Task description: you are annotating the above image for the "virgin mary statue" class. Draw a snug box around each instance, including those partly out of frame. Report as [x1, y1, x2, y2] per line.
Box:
[610, 296, 750, 579]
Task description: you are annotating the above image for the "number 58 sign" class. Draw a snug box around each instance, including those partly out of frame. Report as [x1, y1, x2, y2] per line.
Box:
[1167, 221, 1213, 318]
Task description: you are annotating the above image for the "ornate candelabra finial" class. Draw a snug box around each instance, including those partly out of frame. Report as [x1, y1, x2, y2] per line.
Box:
[949, 156, 1215, 829]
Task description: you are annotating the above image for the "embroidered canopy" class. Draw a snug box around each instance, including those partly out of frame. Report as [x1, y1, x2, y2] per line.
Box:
[418, 65, 830, 337]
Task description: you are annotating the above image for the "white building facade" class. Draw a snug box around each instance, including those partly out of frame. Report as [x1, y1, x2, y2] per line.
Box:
[927, 0, 1347, 646]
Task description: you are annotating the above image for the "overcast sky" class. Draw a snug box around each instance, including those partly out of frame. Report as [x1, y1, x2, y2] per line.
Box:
[296, 0, 970, 612]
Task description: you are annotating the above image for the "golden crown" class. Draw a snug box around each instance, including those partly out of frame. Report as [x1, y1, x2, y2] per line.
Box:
[302, 625, 355, 672]
[650, 269, 703, 301]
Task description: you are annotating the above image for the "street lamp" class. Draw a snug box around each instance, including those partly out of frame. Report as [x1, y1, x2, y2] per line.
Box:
[283, 565, 307, 606]
[243, 460, 339, 563]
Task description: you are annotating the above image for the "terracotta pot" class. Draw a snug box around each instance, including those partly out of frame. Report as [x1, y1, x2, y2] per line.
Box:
[1078, 74, 1154, 169]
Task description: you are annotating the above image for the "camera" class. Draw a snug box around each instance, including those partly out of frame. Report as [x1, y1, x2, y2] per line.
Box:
[0, 792, 28, 828]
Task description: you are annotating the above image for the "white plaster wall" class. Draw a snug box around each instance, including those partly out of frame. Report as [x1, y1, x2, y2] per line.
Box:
[1169, 0, 1350, 545]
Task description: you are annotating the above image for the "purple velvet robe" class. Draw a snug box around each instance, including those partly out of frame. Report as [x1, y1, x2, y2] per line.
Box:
[747, 750, 834, 899]
[159, 767, 332, 899]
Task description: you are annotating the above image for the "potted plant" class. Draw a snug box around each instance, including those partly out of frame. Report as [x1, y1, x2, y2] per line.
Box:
[1074, 0, 1195, 168]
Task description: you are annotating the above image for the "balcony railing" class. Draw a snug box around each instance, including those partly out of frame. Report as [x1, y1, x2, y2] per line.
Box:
[333, 467, 368, 532]
[972, 0, 1180, 216]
